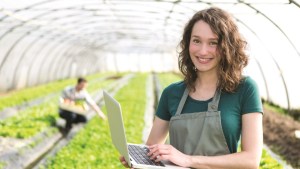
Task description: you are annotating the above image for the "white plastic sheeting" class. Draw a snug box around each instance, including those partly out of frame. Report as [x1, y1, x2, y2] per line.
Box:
[0, 0, 299, 109]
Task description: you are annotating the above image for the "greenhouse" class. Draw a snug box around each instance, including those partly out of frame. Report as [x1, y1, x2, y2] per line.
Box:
[0, 0, 299, 169]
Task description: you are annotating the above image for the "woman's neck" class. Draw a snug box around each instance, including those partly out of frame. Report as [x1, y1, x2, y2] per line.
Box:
[195, 71, 218, 89]
[190, 72, 218, 101]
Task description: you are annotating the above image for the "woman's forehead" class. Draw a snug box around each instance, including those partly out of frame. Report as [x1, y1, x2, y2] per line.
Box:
[191, 20, 218, 39]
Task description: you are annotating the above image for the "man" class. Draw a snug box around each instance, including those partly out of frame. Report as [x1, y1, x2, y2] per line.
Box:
[59, 77, 106, 132]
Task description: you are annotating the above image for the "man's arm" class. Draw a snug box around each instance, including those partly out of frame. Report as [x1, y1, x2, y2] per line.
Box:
[84, 91, 106, 120]
[91, 103, 106, 120]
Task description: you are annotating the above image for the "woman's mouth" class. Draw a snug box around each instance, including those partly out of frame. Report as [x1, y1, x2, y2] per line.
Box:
[198, 57, 212, 64]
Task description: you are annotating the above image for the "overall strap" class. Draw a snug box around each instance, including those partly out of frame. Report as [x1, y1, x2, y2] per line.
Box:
[208, 90, 221, 112]
[175, 88, 189, 116]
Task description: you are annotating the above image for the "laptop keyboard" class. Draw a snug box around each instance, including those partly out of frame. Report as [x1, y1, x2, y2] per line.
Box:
[128, 144, 165, 166]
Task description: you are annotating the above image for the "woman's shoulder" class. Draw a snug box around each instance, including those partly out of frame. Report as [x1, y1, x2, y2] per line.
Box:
[164, 80, 185, 91]
[237, 76, 259, 94]
[162, 80, 186, 96]
[240, 76, 258, 88]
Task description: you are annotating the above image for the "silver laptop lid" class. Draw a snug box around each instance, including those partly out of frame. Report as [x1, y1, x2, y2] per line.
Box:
[103, 90, 131, 166]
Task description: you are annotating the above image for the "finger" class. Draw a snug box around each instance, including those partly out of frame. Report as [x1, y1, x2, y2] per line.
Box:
[155, 155, 161, 162]
[148, 144, 165, 152]
[149, 144, 167, 153]
[148, 148, 168, 160]
[148, 144, 163, 151]
[148, 146, 162, 159]
[149, 150, 160, 160]
[121, 161, 130, 168]
[150, 146, 169, 155]
[155, 154, 167, 162]
[119, 156, 126, 161]
[157, 148, 170, 155]
[119, 156, 130, 168]
[147, 145, 158, 156]
[148, 144, 157, 149]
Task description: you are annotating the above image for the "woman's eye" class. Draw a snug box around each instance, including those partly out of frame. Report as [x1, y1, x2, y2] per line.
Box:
[209, 42, 218, 46]
[192, 39, 200, 43]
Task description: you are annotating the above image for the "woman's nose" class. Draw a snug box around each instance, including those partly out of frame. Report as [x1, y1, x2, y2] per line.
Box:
[198, 44, 209, 55]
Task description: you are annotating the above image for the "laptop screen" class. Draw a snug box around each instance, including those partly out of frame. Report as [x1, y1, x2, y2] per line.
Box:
[103, 91, 131, 165]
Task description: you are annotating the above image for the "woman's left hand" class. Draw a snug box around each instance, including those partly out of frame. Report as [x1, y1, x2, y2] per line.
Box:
[147, 144, 191, 167]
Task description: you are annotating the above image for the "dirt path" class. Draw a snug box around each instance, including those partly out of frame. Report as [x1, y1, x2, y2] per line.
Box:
[263, 107, 300, 169]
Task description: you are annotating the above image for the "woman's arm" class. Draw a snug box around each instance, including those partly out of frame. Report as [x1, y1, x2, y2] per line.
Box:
[148, 113, 263, 169]
[146, 116, 170, 145]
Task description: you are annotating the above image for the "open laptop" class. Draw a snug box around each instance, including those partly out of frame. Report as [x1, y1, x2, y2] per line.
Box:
[103, 91, 189, 169]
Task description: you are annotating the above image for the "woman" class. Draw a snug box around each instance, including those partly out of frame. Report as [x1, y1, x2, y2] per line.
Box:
[121, 7, 263, 169]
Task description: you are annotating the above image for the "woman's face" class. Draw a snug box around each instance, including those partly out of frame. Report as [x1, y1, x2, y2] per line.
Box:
[189, 20, 220, 74]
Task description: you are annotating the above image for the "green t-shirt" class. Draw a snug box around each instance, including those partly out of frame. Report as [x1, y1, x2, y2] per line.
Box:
[156, 76, 263, 153]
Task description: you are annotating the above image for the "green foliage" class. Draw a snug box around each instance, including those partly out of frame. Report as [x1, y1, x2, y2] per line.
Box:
[237, 131, 283, 168]
[115, 73, 147, 143]
[158, 73, 182, 89]
[0, 162, 6, 169]
[263, 102, 287, 115]
[86, 78, 118, 93]
[47, 118, 122, 169]
[0, 100, 59, 138]
[0, 79, 75, 112]
[260, 149, 283, 169]
[263, 100, 300, 120]
[0, 72, 113, 112]
[47, 73, 148, 169]
[0, 73, 119, 138]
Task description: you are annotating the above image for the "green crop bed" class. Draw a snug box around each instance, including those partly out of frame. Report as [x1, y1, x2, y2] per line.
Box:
[46, 73, 148, 169]
[0, 99, 59, 138]
[0, 72, 113, 112]
[260, 149, 283, 169]
[158, 72, 182, 89]
[0, 74, 119, 139]
[0, 162, 5, 169]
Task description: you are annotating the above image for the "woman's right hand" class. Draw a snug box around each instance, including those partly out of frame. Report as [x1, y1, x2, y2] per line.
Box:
[119, 156, 133, 169]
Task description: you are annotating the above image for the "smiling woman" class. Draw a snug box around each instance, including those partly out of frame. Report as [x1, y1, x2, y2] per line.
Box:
[134, 7, 263, 169]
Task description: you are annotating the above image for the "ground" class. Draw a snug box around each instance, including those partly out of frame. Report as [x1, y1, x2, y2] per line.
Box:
[263, 107, 300, 169]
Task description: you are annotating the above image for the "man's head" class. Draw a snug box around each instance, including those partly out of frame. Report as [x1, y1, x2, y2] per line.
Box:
[76, 77, 88, 91]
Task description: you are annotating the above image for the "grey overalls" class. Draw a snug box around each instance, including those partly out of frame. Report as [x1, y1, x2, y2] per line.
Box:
[169, 88, 230, 156]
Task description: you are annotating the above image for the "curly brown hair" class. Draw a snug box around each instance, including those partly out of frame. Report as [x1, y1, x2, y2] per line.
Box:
[178, 7, 248, 93]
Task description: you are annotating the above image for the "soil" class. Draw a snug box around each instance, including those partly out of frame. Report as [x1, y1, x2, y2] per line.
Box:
[263, 107, 300, 169]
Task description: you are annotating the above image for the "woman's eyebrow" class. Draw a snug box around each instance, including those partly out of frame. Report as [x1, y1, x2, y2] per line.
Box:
[191, 35, 218, 41]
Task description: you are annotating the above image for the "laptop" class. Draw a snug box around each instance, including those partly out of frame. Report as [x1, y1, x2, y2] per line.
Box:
[103, 91, 189, 169]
